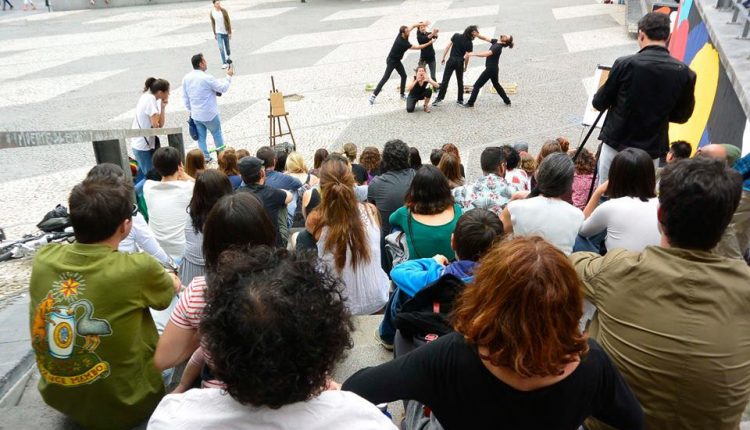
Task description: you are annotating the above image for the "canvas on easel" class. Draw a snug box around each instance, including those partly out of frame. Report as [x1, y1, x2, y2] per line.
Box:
[268, 76, 296, 148]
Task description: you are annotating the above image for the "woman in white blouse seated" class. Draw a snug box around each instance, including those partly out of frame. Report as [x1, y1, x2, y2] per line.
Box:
[578, 148, 660, 253]
[501, 153, 583, 255]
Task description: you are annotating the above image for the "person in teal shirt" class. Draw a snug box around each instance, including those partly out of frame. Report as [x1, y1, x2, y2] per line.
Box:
[389, 165, 462, 260]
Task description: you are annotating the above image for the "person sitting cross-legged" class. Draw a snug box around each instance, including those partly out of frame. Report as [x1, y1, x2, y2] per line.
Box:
[344, 236, 644, 430]
[378, 208, 503, 348]
[148, 246, 397, 430]
[29, 167, 180, 430]
[572, 157, 750, 430]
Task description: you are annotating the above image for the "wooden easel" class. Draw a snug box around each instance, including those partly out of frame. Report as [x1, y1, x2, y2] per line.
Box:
[268, 76, 296, 148]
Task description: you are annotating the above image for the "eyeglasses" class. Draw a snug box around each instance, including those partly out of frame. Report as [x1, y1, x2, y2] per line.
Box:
[132, 204, 139, 216]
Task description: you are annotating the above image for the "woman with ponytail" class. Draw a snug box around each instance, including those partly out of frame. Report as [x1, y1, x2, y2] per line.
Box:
[131, 77, 170, 177]
[311, 154, 389, 315]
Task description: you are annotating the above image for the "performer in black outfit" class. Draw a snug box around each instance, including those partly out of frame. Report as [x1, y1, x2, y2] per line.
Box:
[416, 23, 439, 81]
[405, 64, 439, 113]
[432, 25, 492, 106]
[464, 34, 514, 107]
[369, 23, 435, 105]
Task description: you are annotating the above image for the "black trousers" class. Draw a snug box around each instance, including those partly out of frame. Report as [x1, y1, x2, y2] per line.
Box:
[467, 66, 510, 105]
[421, 57, 437, 81]
[374, 60, 407, 96]
[406, 88, 433, 112]
[436, 58, 464, 102]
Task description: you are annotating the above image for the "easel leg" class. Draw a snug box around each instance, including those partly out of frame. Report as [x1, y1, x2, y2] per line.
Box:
[284, 115, 296, 147]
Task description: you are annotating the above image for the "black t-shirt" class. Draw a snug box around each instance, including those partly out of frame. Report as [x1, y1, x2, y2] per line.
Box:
[408, 80, 430, 98]
[237, 184, 286, 246]
[486, 39, 503, 68]
[449, 33, 473, 60]
[388, 35, 412, 62]
[343, 333, 644, 430]
[351, 163, 369, 185]
[417, 30, 435, 60]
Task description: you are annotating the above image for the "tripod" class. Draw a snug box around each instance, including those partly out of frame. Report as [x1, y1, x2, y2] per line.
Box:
[572, 109, 606, 204]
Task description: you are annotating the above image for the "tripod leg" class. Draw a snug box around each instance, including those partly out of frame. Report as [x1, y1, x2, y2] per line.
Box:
[586, 142, 604, 204]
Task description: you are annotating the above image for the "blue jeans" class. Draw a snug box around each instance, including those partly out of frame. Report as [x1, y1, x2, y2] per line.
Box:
[216, 33, 231, 64]
[194, 115, 224, 160]
[133, 148, 156, 177]
[573, 230, 607, 254]
[378, 288, 410, 344]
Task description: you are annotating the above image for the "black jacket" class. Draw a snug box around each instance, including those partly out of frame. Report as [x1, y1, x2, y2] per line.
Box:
[593, 45, 696, 158]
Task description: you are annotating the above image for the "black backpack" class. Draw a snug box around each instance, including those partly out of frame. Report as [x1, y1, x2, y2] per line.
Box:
[394, 273, 466, 340]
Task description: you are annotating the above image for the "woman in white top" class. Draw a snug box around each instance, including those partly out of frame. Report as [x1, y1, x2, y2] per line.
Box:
[131, 77, 170, 177]
[579, 148, 660, 252]
[311, 155, 389, 315]
[501, 153, 583, 255]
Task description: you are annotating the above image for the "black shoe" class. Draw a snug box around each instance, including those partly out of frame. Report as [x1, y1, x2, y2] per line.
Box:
[432, 99, 443, 107]
[400, 94, 406, 100]
[503, 99, 511, 106]
[462, 103, 474, 108]
[456, 100, 464, 105]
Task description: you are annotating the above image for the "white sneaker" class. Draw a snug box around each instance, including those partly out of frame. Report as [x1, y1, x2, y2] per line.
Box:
[221, 63, 228, 69]
[368, 94, 376, 105]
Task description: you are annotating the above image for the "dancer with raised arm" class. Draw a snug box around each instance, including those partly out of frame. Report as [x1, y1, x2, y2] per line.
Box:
[369, 23, 435, 105]
[432, 26, 492, 106]
[405, 64, 439, 113]
[416, 23, 440, 81]
[464, 35, 514, 107]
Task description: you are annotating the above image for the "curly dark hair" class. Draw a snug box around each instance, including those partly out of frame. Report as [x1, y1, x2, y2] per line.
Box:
[382, 139, 411, 172]
[201, 246, 354, 409]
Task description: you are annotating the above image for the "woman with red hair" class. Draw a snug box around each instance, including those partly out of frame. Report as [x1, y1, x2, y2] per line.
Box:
[343, 236, 643, 430]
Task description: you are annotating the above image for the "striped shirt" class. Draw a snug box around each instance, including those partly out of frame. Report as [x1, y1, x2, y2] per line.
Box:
[170, 277, 224, 389]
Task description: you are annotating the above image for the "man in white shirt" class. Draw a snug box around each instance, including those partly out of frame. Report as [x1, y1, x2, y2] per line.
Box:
[182, 53, 234, 162]
[209, 0, 232, 68]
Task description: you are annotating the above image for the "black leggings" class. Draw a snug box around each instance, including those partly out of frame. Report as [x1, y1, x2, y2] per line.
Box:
[436, 58, 464, 102]
[467, 67, 509, 105]
[421, 57, 437, 81]
[374, 60, 407, 96]
[406, 88, 433, 112]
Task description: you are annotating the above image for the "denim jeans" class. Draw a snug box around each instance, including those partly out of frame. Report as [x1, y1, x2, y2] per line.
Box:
[133, 148, 156, 177]
[378, 288, 410, 344]
[194, 115, 224, 160]
[216, 33, 231, 64]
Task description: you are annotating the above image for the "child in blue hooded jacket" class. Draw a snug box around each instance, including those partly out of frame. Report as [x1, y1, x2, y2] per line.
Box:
[378, 208, 504, 348]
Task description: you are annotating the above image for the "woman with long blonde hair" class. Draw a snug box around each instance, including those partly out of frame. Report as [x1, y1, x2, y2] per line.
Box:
[311, 155, 389, 315]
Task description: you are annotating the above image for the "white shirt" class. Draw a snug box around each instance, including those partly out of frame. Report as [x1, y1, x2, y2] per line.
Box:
[118, 212, 172, 265]
[130, 92, 161, 151]
[508, 196, 584, 255]
[211, 9, 227, 34]
[182, 69, 232, 122]
[147, 388, 397, 430]
[143, 180, 194, 260]
[579, 197, 661, 252]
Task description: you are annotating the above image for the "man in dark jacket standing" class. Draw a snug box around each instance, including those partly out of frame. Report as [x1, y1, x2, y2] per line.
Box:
[592, 12, 696, 185]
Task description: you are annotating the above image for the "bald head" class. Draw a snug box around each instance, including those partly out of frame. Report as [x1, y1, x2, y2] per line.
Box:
[696, 144, 727, 163]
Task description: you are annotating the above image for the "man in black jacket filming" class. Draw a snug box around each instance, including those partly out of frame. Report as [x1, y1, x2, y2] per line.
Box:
[592, 12, 696, 185]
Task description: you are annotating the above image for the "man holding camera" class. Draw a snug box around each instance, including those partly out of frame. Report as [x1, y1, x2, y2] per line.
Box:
[592, 12, 696, 185]
[182, 53, 234, 162]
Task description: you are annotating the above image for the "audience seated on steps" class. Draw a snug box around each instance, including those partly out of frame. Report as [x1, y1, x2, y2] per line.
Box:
[29, 164, 180, 430]
[178, 169, 233, 286]
[217, 147, 242, 189]
[148, 246, 397, 430]
[307, 155, 389, 316]
[571, 157, 750, 430]
[154, 192, 276, 390]
[577, 147, 660, 253]
[143, 146, 195, 261]
[569, 147, 595, 210]
[344, 237, 645, 430]
[452, 146, 522, 216]
[378, 208, 504, 347]
[502, 145, 530, 191]
[360, 146, 382, 184]
[236, 156, 292, 248]
[502, 152, 583, 255]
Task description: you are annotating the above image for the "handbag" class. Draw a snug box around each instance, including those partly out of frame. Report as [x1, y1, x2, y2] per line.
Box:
[187, 117, 199, 141]
[134, 112, 161, 149]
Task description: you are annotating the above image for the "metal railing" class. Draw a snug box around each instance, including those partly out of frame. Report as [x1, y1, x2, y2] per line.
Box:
[0, 127, 185, 181]
[716, 0, 750, 39]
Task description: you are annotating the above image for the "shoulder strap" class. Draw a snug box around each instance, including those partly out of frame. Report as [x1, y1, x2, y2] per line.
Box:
[407, 210, 422, 259]
[133, 108, 151, 148]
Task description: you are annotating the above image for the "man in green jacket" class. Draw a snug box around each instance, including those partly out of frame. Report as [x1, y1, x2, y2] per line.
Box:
[572, 157, 750, 430]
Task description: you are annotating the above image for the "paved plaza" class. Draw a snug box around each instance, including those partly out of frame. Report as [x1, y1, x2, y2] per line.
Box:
[0, 0, 634, 300]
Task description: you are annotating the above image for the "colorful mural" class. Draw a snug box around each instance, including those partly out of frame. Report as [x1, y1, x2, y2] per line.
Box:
[666, 0, 750, 155]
